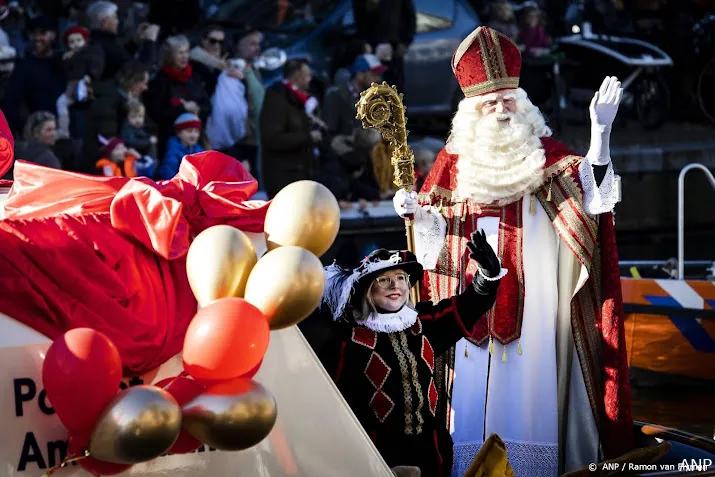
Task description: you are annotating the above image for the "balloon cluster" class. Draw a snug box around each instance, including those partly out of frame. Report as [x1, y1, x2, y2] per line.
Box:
[40, 181, 340, 476]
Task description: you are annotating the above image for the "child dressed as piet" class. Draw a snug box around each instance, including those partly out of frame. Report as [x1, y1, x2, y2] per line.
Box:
[300, 230, 507, 477]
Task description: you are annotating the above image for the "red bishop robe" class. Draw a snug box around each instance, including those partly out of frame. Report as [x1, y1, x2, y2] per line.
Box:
[416, 137, 633, 462]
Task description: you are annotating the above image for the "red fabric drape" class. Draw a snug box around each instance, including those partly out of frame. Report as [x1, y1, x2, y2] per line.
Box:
[0, 151, 270, 375]
[0, 107, 15, 181]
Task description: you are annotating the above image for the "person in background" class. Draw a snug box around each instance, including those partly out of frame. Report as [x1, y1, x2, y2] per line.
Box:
[487, 1, 519, 41]
[331, 38, 372, 87]
[120, 99, 157, 158]
[80, 60, 149, 172]
[57, 25, 101, 142]
[95, 135, 155, 177]
[260, 58, 321, 198]
[231, 26, 265, 174]
[1, 15, 66, 135]
[519, 6, 552, 56]
[158, 112, 204, 180]
[3, 111, 61, 179]
[61, 24, 103, 82]
[190, 24, 228, 97]
[323, 54, 387, 138]
[55, 79, 90, 140]
[352, 0, 415, 94]
[95, 136, 138, 177]
[145, 34, 210, 157]
[205, 64, 249, 152]
[86, 1, 158, 81]
[330, 127, 382, 208]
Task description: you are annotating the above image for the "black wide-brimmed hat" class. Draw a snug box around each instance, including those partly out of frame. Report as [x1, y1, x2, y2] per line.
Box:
[322, 249, 423, 320]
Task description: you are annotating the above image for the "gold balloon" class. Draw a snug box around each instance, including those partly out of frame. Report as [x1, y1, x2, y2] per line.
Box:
[186, 224, 258, 306]
[264, 180, 340, 257]
[244, 246, 325, 329]
[89, 385, 182, 464]
[182, 378, 277, 451]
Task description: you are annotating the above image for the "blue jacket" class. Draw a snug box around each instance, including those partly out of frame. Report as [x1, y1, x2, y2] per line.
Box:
[158, 136, 204, 180]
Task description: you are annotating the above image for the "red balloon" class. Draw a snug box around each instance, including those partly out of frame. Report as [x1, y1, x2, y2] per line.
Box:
[242, 358, 263, 379]
[68, 433, 132, 476]
[155, 376, 205, 454]
[183, 298, 269, 382]
[42, 328, 122, 433]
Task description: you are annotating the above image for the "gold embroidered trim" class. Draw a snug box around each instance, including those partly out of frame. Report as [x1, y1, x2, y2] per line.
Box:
[488, 28, 509, 78]
[400, 332, 425, 435]
[572, 287, 603, 431]
[462, 77, 520, 97]
[476, 29, 494, 81]
[544, 154, 582, 180]
[388, 333, 415, 435]
[533, 161, 605, 433]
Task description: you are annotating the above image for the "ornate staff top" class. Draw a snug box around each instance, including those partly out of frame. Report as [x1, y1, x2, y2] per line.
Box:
[355, 82, 415, 192]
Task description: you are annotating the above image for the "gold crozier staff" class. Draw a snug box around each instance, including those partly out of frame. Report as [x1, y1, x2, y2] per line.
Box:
[355, 81, 419, 305]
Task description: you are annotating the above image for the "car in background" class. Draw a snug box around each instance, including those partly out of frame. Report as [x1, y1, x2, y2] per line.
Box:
[205, 0, 481, 120]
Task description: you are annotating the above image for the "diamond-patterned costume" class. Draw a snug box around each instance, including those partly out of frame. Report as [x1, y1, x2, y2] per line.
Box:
[300, 284, 498, 477]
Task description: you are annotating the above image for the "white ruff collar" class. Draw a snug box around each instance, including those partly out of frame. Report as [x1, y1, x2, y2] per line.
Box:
[355, 306, 418, 333]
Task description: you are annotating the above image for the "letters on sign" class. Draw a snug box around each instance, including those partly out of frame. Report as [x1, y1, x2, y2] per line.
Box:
[12, 376, 216, 472]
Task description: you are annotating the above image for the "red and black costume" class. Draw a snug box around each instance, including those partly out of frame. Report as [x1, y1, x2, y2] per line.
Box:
[300, 240, 504, 477]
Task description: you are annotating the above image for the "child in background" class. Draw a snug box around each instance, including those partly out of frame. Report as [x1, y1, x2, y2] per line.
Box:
[158, 113, 205, 180]
[120, 100, 157, 158]
[95, 136, 156, 178]
[61, 25, 102, 82]
[519, 6, 552, 56]
[57, 26, 101, 140]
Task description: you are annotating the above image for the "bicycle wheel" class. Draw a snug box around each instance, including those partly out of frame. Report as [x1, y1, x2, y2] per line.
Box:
[697, 56, 715, 125]
[634, 73, 670, 130]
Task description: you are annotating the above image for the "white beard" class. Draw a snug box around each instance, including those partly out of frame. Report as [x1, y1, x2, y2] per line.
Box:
[449, 111, 547, 206]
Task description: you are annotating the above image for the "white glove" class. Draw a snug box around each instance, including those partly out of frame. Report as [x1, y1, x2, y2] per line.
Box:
[587, 76, 622, 166]
[393, 189, 419, 218]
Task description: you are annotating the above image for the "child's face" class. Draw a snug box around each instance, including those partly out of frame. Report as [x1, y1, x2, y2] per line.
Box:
[526, 11, 540, 27]
[178, 128, 200, 146]
[110, 143, 128, 162]
[495, 4, 514, 22]
[128, 110, 145, 128]
[67, 33, 86, 51]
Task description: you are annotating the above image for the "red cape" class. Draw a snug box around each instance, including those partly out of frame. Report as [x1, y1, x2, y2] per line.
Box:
[418, 137, 634, 460]
[0, 151, 269, 375]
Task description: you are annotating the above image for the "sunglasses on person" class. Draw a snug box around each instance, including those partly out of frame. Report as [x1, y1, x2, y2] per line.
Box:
[207, 37, 224, 45]
[374, 273, 410, 289]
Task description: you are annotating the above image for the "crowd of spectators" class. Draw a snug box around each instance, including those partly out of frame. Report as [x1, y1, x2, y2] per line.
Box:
[2, 0, 708, 207]
[0, 0, 434, 211]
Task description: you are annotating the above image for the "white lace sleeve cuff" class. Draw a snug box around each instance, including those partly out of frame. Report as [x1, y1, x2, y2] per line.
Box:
[478, 267, 508, 281]
[579, 159, 620, 216]
[413, 205, 447, 271]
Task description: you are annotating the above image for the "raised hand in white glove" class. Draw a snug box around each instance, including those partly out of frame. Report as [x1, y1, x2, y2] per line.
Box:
[587, 76, 622, 166]
[393, 189, 419, 218]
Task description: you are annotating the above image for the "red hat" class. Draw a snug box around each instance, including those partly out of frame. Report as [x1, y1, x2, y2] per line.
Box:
[451, 27, 521, 98]
[99, 137, 124, 158]
[174, 112, 202, 132]
[62, 25, 89, 48]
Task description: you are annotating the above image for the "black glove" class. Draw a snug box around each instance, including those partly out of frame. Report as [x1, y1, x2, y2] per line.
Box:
[466, 230, 501, 295]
